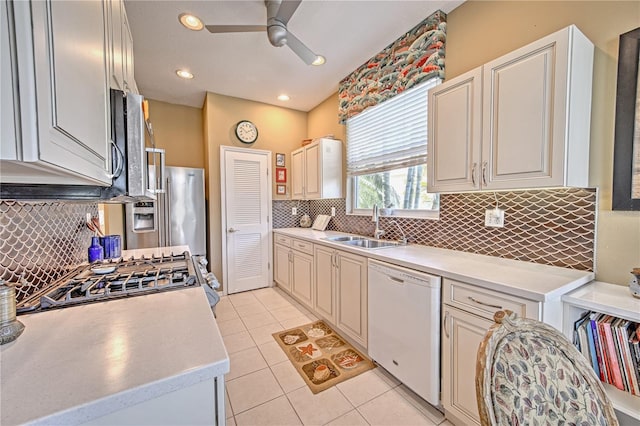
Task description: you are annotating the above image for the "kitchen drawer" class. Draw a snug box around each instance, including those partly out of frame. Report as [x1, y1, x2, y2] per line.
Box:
[275, 234, 292, 247]
[292, 238, 313, 255]
[443, 278, 540, 321]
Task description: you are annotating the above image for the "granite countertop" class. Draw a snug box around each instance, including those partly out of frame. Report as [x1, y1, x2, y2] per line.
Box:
[273, 228, 594, 302]
[1, 246, 229, 425]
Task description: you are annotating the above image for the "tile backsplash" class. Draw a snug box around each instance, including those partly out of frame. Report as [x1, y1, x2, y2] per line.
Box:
[273, 188, 597, 271]
[0, 200, 97, 302]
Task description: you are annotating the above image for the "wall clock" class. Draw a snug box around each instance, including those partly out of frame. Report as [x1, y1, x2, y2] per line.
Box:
[235, 120, 258, 144]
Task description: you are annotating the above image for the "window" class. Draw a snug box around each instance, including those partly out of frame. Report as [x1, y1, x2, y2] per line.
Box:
[346, 79, 439, 217]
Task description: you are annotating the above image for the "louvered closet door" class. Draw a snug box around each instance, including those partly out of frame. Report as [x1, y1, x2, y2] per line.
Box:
[223, 149, 270, 294]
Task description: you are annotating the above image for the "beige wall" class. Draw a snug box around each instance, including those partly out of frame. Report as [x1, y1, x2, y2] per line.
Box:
[204, 92, 307, 284]
[446, 1, 640, 285]
[147, 99, 205, 168]
[307, 94, 346, 142]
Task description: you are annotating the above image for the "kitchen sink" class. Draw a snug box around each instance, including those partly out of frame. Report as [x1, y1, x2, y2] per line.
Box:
[343, 239, 404, 249]
[324, 236, 366, 242]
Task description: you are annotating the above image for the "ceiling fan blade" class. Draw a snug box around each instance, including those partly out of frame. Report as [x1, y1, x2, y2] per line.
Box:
[275, 0, 302, 25]
[285, 30, 317, 65]
[206, 24, 266, 33]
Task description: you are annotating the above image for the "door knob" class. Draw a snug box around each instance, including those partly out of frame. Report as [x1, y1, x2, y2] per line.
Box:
[228, 228, 238, 233]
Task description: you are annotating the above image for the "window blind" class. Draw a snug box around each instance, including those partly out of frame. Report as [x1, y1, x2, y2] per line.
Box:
[346, 78, 439, 176]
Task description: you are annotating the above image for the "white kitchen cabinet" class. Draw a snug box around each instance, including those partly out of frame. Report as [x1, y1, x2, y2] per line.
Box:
[441, 278, 543, 425]
[273, 241, 292, 293]
[428, 25, 594, 193]
[122, 9, 137, 93]
[291, 138, 342, 200]
[106, 0, 136, 93]
[442, 305, 493, 426]
[107, 0, 124, 90]
[291, 251, 314, 310]
[1, 0, 18, 159]
[336, 250, 368, 348]
[273, 235, 314, 310]
[428, 67, 482, 193]
[1, 0, 112, 186]
[314, 245, 336, 323]
[309, 244, 367, 348]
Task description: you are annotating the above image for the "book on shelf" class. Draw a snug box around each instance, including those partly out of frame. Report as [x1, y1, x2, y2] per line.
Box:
[616, 318, 639, 395]
[589, 313, 605, 381]
[630, 328, 640, 390]
[586, 313, 601, 379]
[573, 310, 640, 398]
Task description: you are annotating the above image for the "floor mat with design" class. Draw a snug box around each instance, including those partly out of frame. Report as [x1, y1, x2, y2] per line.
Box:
[272, 320, 375, 394]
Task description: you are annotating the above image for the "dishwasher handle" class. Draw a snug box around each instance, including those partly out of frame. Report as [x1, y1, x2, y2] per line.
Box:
[388, 276, 404, 284]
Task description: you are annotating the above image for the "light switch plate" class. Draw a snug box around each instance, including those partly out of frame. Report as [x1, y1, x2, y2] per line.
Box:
[292, 207, 297, 215]
[485, 208, 505, 227]
[331, 207, 336, 216]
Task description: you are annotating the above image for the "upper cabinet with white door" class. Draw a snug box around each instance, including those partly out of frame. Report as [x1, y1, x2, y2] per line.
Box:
[291, 138, 343, 200]
[428, 25, 594, 193]
[0, 0, 138, 187]
[0, 0, 112, 186]
[107, 0, 137, 93]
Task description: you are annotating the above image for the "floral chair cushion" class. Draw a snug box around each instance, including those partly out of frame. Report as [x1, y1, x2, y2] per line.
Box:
[476, 310, 618, 426]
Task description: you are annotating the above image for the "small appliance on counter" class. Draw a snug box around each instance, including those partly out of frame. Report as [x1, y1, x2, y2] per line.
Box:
[630, 268, 640, 298]
[299, 214, 312, 228]
[0, 280, 25, 345]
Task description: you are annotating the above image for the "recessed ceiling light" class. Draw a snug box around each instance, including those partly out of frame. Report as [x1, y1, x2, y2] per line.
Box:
[312, 55, 326, 66]
[178, 13, 204, 31]
[277, 94, 290, 101]
[176, 69, 194, 79]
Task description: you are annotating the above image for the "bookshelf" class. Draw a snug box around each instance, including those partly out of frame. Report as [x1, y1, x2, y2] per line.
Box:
[562, 281, 640, 421]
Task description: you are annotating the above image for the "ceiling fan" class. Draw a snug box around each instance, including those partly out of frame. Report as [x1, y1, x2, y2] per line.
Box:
[205, 0, 325, 66]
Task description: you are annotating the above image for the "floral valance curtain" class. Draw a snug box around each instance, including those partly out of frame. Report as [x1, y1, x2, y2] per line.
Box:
[338, 10, 446, 124]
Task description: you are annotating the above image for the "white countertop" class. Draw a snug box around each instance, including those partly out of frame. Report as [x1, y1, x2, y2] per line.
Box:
[1, 286, 229, 425]
[274, 228, 594, 302]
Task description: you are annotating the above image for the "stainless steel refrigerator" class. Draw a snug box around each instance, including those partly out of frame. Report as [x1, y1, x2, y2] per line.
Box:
[125, 166, 206, 256]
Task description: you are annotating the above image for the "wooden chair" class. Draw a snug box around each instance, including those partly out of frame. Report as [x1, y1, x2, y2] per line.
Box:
[476, 310, 618, 426]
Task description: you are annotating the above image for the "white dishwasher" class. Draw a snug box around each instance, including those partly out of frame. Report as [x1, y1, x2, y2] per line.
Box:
[368, 259, 441, 406]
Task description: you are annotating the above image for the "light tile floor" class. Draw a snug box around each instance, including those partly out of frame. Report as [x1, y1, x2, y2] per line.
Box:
[217, 286, 454, 426]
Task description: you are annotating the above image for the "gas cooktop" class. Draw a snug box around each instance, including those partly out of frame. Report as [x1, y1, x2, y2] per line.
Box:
[17, 252, 204, 314]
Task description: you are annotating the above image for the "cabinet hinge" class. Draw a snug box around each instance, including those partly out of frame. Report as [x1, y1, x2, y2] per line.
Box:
[267, 215, 270, 223]
[268, 262, 271, 270]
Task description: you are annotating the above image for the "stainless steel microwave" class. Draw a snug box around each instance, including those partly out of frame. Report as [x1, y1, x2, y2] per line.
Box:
[0, 89, 165, 201]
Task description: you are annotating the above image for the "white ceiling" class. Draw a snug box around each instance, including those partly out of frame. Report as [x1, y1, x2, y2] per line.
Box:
[125, 0, 464, 112]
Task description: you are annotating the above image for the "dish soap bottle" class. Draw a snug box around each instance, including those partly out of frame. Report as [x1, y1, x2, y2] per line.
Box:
[88, 236, 104, 263]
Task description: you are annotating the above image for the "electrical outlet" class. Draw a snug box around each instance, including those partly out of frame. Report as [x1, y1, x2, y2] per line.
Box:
[292, 207, 297, 215]
[331, 207, 336, 217]
[485, 208, 505, 228]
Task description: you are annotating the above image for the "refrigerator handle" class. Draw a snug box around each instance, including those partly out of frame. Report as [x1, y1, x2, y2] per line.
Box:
[166, 176, 172, 246]
[145, 148, 166, 194]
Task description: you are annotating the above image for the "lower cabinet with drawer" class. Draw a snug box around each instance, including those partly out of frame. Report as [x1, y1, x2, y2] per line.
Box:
[441, 278, 541, 426]
[273, 236, 314, 310]
[312, 244, 368, 348]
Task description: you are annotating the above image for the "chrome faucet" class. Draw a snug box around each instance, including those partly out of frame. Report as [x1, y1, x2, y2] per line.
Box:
[372, 205, 386, 239]
[388, 220, 407, 245]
